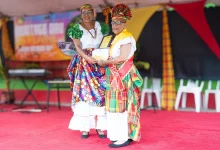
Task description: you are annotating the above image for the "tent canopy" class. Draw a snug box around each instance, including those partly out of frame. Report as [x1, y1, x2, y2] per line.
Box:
[0, 0, 219, 17]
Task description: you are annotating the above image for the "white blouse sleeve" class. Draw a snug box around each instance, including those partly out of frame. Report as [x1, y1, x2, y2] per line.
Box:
[119, 37, 136, 58]
[111, 36, 137, 59]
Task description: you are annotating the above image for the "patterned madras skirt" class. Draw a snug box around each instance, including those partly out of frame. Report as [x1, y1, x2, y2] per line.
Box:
[105, 65, 143, 141]
[67, 48, 107, 132]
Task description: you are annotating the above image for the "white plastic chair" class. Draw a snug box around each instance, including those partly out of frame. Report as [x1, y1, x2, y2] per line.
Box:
[140, 77, 162, 109]
[203, 80, 220, 112]
[175, 79, 204, 112]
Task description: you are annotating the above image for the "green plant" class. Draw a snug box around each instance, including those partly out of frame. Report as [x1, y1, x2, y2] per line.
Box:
[0, 64, 6, 78]
[0, 61, 16, 104]
[23, 62, 40, 69]
[134, 42, 150, 71]
[0, 64, 9, 91]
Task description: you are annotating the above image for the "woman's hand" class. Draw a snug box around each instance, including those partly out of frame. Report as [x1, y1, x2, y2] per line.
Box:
[86, 56, 97, 64]
[98, 59, 107, 67]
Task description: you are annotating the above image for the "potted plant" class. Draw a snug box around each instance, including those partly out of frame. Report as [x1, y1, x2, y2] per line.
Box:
[0, 63, 15, 104]
[134, 42, 150, 71]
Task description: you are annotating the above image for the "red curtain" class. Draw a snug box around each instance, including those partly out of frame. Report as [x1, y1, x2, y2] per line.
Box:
[169, 0, 220, 59]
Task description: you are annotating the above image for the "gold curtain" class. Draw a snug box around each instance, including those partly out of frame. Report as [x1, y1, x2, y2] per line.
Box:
[1, 17, 14, 60]
[126, 5, 162, 41]
[161, 6, 176, 111]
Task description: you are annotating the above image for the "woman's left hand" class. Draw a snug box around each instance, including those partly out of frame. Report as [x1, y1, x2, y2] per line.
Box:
[98, 59, 106, 66]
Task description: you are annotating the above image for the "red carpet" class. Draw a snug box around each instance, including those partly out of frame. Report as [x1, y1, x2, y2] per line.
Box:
[1, 104, 220, 150]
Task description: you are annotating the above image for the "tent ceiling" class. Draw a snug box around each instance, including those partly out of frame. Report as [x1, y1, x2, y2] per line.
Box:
[0, 0, 219, 17]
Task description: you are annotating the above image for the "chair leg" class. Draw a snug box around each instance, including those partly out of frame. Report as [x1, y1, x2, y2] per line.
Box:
[194, 93, 201, 113]
[215, 92, 220, 112]
[175, 91, 182, 110]
[140, 91, 145, 109]
[181, 93, 187, 108]
[46, 85, 51, 112]
[203, 92, 209, 111]
[155, 92, 161, 108]
[147, 93, 152, 107]
[57, 84, 61, 110]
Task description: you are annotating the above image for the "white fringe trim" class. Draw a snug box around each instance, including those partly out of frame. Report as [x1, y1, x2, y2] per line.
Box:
[69, 101, 107, 132]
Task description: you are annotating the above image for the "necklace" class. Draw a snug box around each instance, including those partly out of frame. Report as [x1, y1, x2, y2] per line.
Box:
[82, 22, 97, 39]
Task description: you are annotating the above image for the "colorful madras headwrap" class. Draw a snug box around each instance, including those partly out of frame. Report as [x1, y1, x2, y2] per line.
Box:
[80, 4, 93, 11]
[111, 3, 132, 20]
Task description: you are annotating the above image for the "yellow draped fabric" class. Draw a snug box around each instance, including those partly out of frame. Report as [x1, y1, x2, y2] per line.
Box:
[161, 6, 176, 111]
[126, 5, 162, 41]
[0, 19, 2, 28]
[1, 17, 15, 60]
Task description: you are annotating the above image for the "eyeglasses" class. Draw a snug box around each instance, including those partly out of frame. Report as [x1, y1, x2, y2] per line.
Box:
[81, 11, 93, 16]
[111, 20, 126, 25]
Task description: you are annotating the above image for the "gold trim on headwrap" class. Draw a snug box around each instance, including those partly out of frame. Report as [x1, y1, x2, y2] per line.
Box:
[80, 4, 93, 11]
[111, 4, 132, 20]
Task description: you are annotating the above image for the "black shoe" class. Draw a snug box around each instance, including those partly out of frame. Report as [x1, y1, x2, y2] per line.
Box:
[96, 129, 106, 139]
[108, 140, 130, 148]
[81, 132, 89, 139]
[112, 139, 132, 143]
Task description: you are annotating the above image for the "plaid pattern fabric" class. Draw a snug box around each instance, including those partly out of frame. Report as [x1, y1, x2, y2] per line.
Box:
[161, 7, 176, 111]
[105, 65, 143, 141]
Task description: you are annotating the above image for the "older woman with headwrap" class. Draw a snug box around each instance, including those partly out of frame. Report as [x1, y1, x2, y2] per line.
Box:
[98, 3, 143, 148]
[67, 4, 109, 139]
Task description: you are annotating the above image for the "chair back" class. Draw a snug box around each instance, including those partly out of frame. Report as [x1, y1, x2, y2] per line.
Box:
[143, 76, 149, 89]
[152, 78, 161, 90]
[216, 81, 220, 90]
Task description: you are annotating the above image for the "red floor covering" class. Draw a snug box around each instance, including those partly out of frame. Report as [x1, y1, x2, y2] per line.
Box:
[1, 104, 220, 150]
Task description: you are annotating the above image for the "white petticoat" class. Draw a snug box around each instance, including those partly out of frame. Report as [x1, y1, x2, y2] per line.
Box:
[107, 111, 129, 141]
[68, 101, 107, 132]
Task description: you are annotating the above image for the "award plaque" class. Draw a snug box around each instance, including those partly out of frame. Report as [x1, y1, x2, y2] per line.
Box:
[92, 35, 115, 60]
[99, 35, 115, 49]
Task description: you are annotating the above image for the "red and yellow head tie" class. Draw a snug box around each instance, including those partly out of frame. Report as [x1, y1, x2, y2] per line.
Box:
[111, 3, 132, 20]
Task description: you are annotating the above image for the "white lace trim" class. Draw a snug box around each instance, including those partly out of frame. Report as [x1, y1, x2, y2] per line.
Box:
[69, 101, 107, 131]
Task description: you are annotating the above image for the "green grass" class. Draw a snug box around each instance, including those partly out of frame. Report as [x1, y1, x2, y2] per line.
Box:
[141, 78, 218, 92]
[0, 77, 218, 92]
[0, 77, 69, 90]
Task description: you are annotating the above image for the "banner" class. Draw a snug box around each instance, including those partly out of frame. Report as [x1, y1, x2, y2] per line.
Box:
[14, 11, 81, 61]
[169, 0, 220, 59]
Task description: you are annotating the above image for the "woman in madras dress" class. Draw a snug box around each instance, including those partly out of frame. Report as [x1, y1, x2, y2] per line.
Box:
[98, 4, 143, 148]
[67, 4, 109, 139]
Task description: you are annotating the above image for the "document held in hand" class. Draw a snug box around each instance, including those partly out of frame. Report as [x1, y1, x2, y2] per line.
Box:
[92, 35, 114, 60]
[92, 48, 109, 60]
